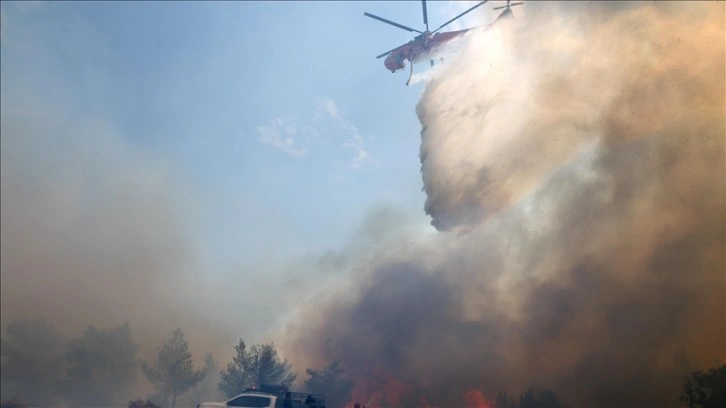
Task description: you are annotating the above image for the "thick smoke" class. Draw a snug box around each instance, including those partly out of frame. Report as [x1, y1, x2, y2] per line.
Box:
[282, 2, 725, 407]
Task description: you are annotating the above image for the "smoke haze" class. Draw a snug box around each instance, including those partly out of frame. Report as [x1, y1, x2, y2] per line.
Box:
[281, 1, 725, 407]
[1, 1, 724, 406]
[0, 17, 249, 401]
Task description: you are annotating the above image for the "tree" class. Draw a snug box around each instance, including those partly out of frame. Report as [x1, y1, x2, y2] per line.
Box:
[493, 390, 517, 408]
[304, 361, 355, 408]
[63, 322, 139, 406]
[519, 387, 569, 408]
[681, 364, 726, 408]
[128, 398, 161, 408]
[0, 398, 29, 408]
[0, 318, 65, 405]
[142, 328, 206, 408]
[219, 339, 297, 398]
[182, 353, 223, 406]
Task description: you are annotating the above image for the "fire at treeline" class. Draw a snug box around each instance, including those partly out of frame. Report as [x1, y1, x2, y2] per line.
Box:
[0, 318, 724, 408]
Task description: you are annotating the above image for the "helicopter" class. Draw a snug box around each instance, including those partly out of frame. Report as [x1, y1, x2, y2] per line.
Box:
[365, 0, 523, 85]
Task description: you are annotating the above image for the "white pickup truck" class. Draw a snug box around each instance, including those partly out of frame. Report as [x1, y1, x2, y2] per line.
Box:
[199, 390, 283, 408]
[198, 387, 325, 408]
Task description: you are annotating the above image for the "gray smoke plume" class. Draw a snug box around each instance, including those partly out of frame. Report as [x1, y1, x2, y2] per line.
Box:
[281, 2, 725, 407]
[0, 57, 237, 404]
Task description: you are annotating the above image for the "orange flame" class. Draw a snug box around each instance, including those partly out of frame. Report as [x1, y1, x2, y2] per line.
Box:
[345, 365, 414, 408]
[465, 389, 493, 408]
[344, 367, 492, 408]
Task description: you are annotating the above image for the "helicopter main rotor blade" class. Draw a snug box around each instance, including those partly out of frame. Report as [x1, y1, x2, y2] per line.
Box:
[364, 12, 423, 34]
[432, 0, 489, 33]
[376, 43, 408, 59]
[422, 0, 429, 32]
[493, 1, 523, 10]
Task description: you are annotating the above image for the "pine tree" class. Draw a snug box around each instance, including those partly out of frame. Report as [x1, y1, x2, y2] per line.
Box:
[142, 329, 206, 408]
[218, 339, 297, 398]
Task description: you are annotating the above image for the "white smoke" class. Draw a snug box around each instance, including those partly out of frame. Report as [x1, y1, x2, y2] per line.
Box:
[418, 1, 723, 232]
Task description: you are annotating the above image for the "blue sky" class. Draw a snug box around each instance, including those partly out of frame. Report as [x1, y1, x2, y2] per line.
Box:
[1, 0, 501, 338]
[2, 0, 493, 260]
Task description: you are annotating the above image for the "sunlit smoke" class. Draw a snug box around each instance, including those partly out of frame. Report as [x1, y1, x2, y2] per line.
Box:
[282, 1, 725, 407]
